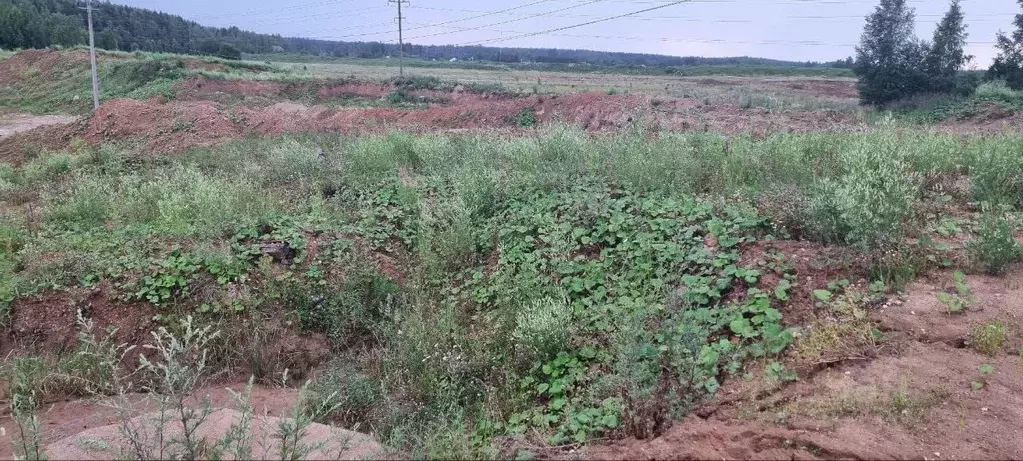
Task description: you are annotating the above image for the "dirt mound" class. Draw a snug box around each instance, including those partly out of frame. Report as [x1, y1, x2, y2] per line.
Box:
[0, 384, 384, 460]
[0, 49, 89, 86]
[73, 92, 652, 154]
[45, 408, 385, 460]
[653, 98, 856, 133]
[0, 118, 84, 166]
[84, 99, 246, 154]
[3, 84, 862, 158]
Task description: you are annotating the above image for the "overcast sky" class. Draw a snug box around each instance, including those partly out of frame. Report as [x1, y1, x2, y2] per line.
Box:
[112, 0, 1018, 65]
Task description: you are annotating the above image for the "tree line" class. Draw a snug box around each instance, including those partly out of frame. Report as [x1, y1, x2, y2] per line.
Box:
[856, 0, 1023, 105]
[0, 0, 852, 68]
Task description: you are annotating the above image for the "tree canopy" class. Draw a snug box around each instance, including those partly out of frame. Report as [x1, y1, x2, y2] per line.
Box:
[990, 0, 1023, 89]
[855, 0, 973, 105]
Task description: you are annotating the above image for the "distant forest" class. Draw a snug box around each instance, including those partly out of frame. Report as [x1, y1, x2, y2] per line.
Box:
[0, 0, 853, 68]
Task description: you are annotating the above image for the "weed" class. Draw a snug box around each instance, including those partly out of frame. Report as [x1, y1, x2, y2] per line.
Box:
[276, 383, 341, 461]
[517, 107, 537, 128]
[765, 362, 798, 383]
[875, 379, 934, 424]
[512, 295, 573, 363]
[937, 271, 972, 314]
[972, 364, 996, 391]
[968, 205, 1022, 275]
[970, 321, 1006, 356]
[10, 391, 47, 461]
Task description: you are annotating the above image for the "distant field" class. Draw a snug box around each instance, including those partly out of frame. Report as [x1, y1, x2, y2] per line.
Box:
[249, 53, 854, 78]
[266, 57, 861, 114]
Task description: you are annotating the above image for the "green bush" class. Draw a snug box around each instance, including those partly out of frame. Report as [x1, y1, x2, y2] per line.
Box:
[970, 140, 1023, 208]
[390, 75, 445, 91]
[826, 132, 920, 250]
[968, 205, 1022, 275]
[975, 80, 1020, 100]
[517, 107, 537, 128]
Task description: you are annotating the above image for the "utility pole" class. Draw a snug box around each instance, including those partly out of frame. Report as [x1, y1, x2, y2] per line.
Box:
[85, 0, 100, 110]
[389, 0, 409, 77]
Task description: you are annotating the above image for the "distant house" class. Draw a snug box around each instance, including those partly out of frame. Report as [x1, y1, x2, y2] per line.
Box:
[449, 58, 458, 62]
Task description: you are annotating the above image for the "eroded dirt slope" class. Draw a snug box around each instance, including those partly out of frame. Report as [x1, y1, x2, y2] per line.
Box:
[589, 265, 1023, 460]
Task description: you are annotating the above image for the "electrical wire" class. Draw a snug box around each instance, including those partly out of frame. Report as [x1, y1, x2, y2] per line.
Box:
[324, 0, 561, 39]
[457, 0, 691, 46]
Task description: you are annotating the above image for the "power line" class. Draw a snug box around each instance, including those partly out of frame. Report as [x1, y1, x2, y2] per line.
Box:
[325, 0, 558, 39]
[457, 0, 691, 46]
[406, 6, 1013, 24]
[333, 0, 605, 40]
[407, 22, 998, 48]
[405, 0, 606, 41]
[390, 0, 409, 76]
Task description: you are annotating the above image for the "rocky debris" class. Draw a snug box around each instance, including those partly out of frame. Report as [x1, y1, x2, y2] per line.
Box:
[259, 241, 293, 263]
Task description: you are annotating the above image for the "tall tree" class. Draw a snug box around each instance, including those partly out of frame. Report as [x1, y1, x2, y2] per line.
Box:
[925, 0, 971, 92]
[97, 27, 118, 50]
[990, 0, 1023, 89]
[854, 0, 927, 105]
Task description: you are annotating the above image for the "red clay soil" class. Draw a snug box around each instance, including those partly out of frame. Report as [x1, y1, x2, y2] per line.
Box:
[587, 265, 1023, 460]
[0, 286, 157, 358]
[0, 284, 332, 396]
[52, 89, 859, 157]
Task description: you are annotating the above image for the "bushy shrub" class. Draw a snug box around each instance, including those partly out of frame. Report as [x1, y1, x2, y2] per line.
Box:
[517, 107, 537, 128]
[47, 174, 114, 227]
[834, 135, 920, 250]
[975, 80, 1019, 100]
[968, 205, 1022, 275]
[806, 132, 919, 250]
[970, 140, 1023, 208]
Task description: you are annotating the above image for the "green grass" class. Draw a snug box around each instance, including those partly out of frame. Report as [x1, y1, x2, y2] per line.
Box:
[4, 125, 1023, 456]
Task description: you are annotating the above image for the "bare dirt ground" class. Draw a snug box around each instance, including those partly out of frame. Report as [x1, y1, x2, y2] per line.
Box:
[588, 264, 1023, 460]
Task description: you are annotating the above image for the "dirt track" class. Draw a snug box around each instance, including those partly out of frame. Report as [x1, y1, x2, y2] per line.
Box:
[0, 113, 77, 140]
